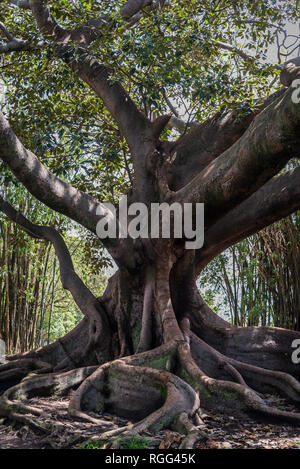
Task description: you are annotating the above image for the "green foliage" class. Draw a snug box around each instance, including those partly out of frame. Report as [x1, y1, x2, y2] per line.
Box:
[154, 383, 168, 401]
[119, 434, 151, 449]
[1, 1, 299, 155]
[77, 435, 151, 449]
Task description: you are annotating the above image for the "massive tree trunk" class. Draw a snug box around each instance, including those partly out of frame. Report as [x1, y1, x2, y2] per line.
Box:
[1, 225, 300, 445]
[1, 0, 300, 448]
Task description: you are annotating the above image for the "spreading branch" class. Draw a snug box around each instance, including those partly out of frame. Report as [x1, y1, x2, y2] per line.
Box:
[0, 37, 30, 53]
[195, 166, 300, 274]
[0, 111, 136, 268]
[0, 20, 33, 52]
[0, 194, 112, 364]
[173, 83, 300, 224]
[168, 89, 286, 191]
[280, 61, 300, 87]
[0, 194, 111, 339]
[0, 112, 107, 233]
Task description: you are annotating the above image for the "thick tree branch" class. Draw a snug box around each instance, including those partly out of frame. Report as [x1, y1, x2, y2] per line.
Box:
[8, 0, 31, 8]
[0, 194, 111, 357]
[0, 112, 106, 233]
[172, 84, 300, 223]
[29, 0, 152, 157]
[215, 41, 254, 62]
[0, 20, 34, 52]
[28, 0, 168, 47]
[195, 166, 300, 274]
[168, 89, 285, 191]
[0, 37, 31, 52]
[0, 111, 136, 268]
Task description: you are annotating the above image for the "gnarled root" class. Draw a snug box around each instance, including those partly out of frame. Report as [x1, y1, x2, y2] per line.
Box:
[190, 292, 300, 380]
[0, 359, 53, 394]
[190, 333, 300, 403]
[0, 366, 97, 433]
[69, 344, 209, 447]
[179, 340, 300, 425]
[177, 412, 207, 449]
[1, 335, 300, 448]
[1, 307, 300, 448]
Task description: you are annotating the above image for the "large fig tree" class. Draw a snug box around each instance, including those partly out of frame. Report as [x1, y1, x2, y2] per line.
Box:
[0, 0, 300, 445]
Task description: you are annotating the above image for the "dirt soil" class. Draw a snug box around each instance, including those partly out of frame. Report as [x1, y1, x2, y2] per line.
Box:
[0, 394, 299, 449]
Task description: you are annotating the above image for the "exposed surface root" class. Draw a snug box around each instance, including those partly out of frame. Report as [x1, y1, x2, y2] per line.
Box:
[1, 333, 300, 449]
[6, 318, 104, 370]
[179, 341, 300, 425]
[190, 333, 300, 402]
[0, 359, 52, 374]
[177, 412, 208, 449]
[0, 366, 97, 432]
[1, 315, 300, 448]
[69, 356, 201, 442]
[189, 292, 300, 380]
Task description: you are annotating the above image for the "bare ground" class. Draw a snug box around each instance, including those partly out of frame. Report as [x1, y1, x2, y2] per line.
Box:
[0, 394, 299, 450]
